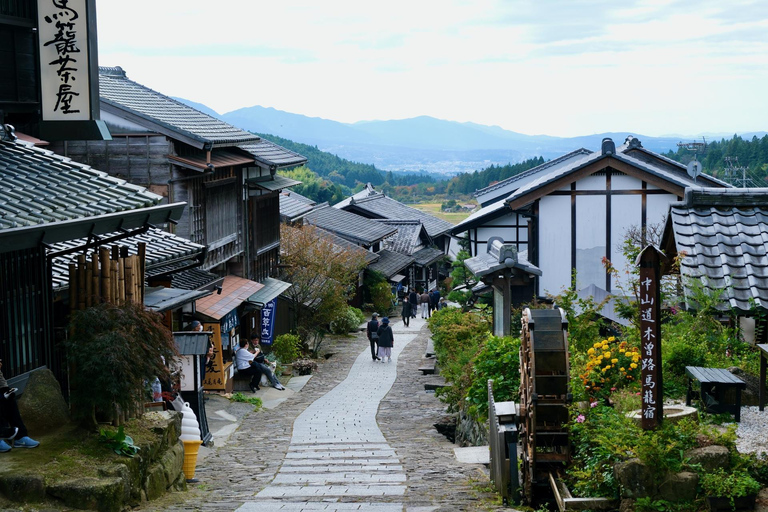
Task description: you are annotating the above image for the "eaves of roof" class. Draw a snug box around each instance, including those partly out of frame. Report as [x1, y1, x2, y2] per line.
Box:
[451, 199, 510, 235]
[239, 139, 307, 169]
[168, 149, 254, 172]
[505, 151, 696, 211]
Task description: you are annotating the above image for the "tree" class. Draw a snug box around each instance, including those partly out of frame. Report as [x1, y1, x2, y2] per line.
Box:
[279, 224, 368, 355]
[65, 302, 178, 430]
[447, 249, 475, 308]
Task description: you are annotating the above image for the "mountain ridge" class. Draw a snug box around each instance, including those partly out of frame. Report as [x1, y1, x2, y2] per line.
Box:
[172, 98, 766, 174]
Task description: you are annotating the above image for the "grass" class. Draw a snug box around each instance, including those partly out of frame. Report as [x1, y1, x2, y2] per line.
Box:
[406, 202, 475, 225]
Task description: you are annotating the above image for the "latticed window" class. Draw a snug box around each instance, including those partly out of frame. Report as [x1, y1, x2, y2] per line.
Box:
[205, 180, 238, 247]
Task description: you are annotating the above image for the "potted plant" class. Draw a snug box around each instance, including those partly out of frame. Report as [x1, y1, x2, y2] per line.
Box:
[700, 468, 760, 511]
[292, 359, 317, 376]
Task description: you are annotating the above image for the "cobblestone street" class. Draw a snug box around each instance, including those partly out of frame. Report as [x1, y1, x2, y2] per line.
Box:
[142, 315, 513, 512]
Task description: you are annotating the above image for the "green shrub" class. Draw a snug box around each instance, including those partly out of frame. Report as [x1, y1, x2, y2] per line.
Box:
[370, 281, 393, 315]
[700, 468, 760, 503]
[272, 333, 301, 364]
[466, 335, 521, 420]
[330, 306, 363, 334]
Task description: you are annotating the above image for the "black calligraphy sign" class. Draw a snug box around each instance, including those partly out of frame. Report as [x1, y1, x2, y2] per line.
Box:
[41, 0, 83, 115]
[638, 246, 663, 429]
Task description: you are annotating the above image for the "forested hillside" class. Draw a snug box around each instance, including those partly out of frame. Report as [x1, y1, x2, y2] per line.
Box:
[664, 134, 768, 186]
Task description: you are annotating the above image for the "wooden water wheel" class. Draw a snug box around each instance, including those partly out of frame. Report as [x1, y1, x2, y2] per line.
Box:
[518, 307, 572, 505]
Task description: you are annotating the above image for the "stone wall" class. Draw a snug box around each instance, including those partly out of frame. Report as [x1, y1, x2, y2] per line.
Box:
[455, 409, 488, 447]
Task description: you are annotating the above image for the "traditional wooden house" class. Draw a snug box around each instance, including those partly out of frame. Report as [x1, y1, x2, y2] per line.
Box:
[375, 219, 445, 293]
[453, 136, 729, 300]
[0, 133, 186, 383]
[44, 67, 308, 391]
[661, 187, 768, 344]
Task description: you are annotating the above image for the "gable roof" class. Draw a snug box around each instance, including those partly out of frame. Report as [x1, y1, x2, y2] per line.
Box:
[280, 191, 316, 222]
[339, 194, 454, 238]
[334, 183, 381, 208]
[474, 148, 593, 206]
[313, 226, 380, 266]
[451, 197, 510, 235]
[0, 138, 184, 252]
[368, 249, 414, 279]
[303, 203, 397, 246]
[663, 187, 768, 313]
[465, 240, 541, 279]
[376, 219, 431, 255]
[99, 67, 258, 149]
[505, 137, 729, 211]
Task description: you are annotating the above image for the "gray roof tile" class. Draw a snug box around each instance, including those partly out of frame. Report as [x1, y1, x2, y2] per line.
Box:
[340, 195, 454, 238]
[99, 66, 258, 147]
[1, 139, 163, 230]
[304, 203, 397, 245]
[368, 249, 414, 278]
[666, 187, 768, 312]
[239, 139, 307, 168]
[280, 192, 315, 221]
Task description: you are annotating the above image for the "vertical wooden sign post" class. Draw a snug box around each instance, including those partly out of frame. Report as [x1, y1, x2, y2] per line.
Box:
[638, 245, 663, 429]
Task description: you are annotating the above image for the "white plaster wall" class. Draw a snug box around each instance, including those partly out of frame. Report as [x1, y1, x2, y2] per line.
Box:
[611, 173, 637, 190]
[647, 193, 678, 229]
[576, 174, 606, 190]
[575, 195, 606, 290]
[539, 195, 572, 296]
[610, 194, 642, 291]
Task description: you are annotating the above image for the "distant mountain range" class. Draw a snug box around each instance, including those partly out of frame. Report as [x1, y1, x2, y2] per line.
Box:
[174, 98, 766, 175]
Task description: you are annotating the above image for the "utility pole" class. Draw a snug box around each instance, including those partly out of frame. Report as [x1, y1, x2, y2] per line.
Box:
[724, 156, 754, 188]
[677, 137, 707, 183]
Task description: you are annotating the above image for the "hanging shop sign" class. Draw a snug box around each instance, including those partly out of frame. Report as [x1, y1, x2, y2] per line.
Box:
[260, 298, 277, 345]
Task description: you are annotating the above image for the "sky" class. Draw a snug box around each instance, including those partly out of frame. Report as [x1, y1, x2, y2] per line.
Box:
[96, 0, 768, 138]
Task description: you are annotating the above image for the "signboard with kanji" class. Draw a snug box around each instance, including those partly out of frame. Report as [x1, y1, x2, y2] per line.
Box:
[638, 245, 663, 429]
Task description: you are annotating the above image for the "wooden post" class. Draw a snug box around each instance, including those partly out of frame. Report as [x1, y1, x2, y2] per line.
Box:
[638, 245, 663, 429]
[77, 254, 86, 310]
[100, 247, 111, 303]
[111, 260, 119, 305]
[84, 258, 93, 308]
[69, 263, 78, 309]
[125, 256, 134, 305]
[138, 243, 146, 305]
[91, 252, 100, 304]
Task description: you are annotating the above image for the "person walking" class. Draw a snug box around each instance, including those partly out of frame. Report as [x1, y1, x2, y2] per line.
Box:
[408, 289, 418, 318]
[401, 298, 412, 327]
[366, 313, 381, 362]
[376, 317, 394, 363]
[430, 289, 440, 314]
[420, 290, 431, 319]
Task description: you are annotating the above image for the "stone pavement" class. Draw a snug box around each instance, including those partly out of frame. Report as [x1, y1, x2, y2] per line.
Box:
[140, 313, 512, 512]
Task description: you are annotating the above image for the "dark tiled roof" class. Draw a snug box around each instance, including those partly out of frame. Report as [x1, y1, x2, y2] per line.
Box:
[1, 139, 163, 230]
[170, 268, 224, 291]
[368, 249, 414, 279]
[465, 241, 541, 279]
[341, 195, 454, 238]
[280, 192, 316, 222]
[412, 246, 444, 266]
[314, 226, 380, 265]
[239, 139, 307, 168]
[99, 66, 258, 148]
[334, 183, 380, 208]
[48, 227, 205, 291]
[377, 219, 424, 254]
[304, 203, 397, 246]
[665, 187, 768, 312]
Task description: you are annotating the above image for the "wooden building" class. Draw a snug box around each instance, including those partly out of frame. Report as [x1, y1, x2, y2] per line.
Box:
[453, 136, 729, 300]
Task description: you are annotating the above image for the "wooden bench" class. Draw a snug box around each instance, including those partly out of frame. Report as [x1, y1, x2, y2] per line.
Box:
[419, 357, 437, 375]
[685, 366, 746, 421]
[6, 366, 48, 397]
[425, 338, 435, 358]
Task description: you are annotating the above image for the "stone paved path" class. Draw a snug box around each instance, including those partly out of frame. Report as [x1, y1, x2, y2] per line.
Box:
[140, 314, 510, 512]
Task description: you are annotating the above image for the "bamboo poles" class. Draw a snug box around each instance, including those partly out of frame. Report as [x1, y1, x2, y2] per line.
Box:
[67, 243, 147, 310]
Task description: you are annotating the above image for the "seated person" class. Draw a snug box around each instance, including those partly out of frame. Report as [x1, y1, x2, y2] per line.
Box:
[235, 338, 286, 392]
[0, 360, 39, 452]
[249, 336, 285, 391]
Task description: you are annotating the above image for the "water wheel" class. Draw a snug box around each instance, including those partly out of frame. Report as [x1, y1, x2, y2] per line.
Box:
[518, 308, 571, 505]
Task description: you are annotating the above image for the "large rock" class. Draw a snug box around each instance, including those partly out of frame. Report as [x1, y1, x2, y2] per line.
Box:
[47, 477, 125, 512]
[684, 445, 730, 472]
[614, 458, 655, 498]
[657, 471, 698, 502]
[16, 369, 70, 433]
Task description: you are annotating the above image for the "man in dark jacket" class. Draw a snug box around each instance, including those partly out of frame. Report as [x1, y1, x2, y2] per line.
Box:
[401, 298, 412, 327]
[408, 289, 418, 318]
[366, 313, 381, 362]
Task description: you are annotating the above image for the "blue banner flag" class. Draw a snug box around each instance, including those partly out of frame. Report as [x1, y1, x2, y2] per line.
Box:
[260, 298, 277, 345]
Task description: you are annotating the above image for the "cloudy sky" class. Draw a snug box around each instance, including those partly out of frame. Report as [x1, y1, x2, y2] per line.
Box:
[96, 0, 768, 138]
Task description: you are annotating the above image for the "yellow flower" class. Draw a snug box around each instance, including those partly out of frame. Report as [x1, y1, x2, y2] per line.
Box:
[620, 367, 626, 372]
[603, 352, 611, 359]
[593, 342, 602, 348]
[608, 336, 615, 342]
[630, 363, 638, 369]
[611, 358, 618, 364]
[588, 348, 595, 355]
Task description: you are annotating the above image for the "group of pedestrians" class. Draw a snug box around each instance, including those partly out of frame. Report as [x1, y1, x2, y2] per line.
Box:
[403, 287, 444, 321]
[366, 313, 394, 363]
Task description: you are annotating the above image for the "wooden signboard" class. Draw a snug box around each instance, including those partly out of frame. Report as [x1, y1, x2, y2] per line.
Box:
[638, 246, 663, 429]
[202, 322, 226, 391]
